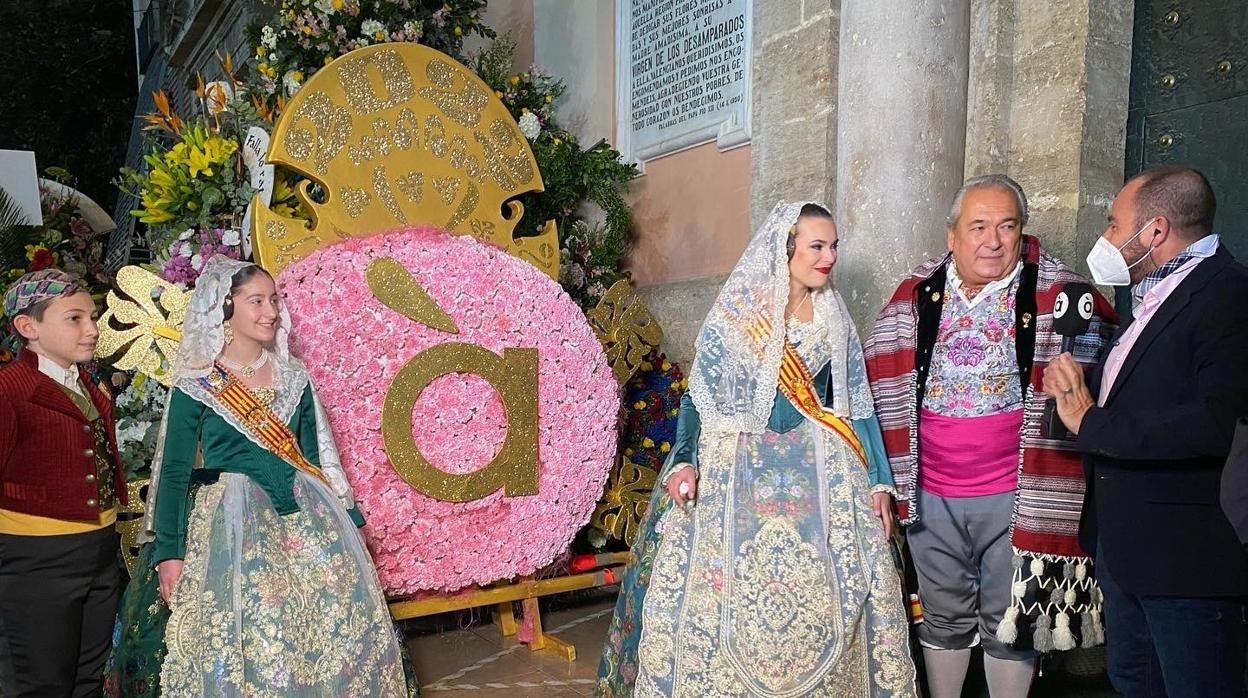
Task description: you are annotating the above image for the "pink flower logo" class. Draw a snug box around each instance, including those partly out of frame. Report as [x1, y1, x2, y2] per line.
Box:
[279, 227, 619, 595]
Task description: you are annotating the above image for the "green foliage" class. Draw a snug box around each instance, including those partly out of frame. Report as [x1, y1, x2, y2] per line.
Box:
[117, 118, 255, 253]
[0, 188, 36, 281]
[244, 0, 494, 100]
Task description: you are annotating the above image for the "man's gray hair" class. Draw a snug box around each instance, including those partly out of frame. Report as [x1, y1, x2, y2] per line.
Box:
[947, 174, 1029, 228]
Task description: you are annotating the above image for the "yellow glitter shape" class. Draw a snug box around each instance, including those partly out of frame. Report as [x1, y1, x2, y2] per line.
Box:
[364, 257, 458, 334]
[586, 280, 665, 384]
[252, 43, 559, 279]
[382, 343, 539, 502]
[95, 266, 192, 385]
[432, 176, 460, 205]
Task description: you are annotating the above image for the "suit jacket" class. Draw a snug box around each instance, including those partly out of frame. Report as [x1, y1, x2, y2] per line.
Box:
[1220, 418, 1248, 551]
[1079, 246, 1248, 597]
[0, 349, 127, 521]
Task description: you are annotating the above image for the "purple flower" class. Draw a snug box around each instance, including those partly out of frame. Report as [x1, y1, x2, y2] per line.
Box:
[946, 335, 986, 367]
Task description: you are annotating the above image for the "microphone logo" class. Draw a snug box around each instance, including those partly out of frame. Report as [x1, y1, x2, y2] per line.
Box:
[1053, 282, 1096, 340]
[1053, 289, 1094, 321]
[1078, 292, 1094, 320]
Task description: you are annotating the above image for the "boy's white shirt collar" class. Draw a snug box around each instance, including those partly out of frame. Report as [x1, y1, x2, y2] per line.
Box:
[36, 353, 83, 396]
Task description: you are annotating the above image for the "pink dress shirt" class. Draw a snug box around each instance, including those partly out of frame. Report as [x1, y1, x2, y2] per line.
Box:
[1098, 257, 1205, 405]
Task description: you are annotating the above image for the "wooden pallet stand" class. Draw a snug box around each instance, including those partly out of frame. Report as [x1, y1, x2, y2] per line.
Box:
[387, 552, 628, 661]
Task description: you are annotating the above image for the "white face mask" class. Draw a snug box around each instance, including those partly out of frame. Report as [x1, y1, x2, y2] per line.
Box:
[1086, 218, 1156, 286]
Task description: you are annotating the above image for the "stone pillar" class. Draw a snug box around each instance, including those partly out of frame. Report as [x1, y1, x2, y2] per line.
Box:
[965, 0, 1134, 275]
[965, 0, 1016, 175]
[835, 0, 971, 330]
[749, 0, 841, 230]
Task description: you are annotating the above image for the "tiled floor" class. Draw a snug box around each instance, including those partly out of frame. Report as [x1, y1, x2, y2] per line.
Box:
[404, 591, 616, 697]
[403, 588, 1118, 697]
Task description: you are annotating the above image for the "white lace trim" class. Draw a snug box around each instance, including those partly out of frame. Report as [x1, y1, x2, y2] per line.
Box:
[175, 355, 310, 456]
[309, 378, 356, 508]
[688, 201, 875, 434]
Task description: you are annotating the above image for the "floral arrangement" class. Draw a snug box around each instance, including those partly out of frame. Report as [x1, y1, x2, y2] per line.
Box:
[239, 10, 635, 309]
[113, 7, 633, 316]
[110, 371, 170, 479]
[1, 174, 112, 288]
[155, 227, 244, 287]
[127, 121, 242, 229]
[0, 171, 113, 363]
[245, 0, 493, 98]
[587, 350, 685, 549]
[279, 227, 620, 595]
[118, 76, 258, 254]
[472, 38, 637, 309]
[619, 352, 686, 476]
[114, 54, 308, 289]
[103, 7, 660, 582]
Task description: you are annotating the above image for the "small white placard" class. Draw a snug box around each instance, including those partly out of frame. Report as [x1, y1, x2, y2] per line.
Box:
[240, 127, 276, 260]
[242, 127, 275, 204]
[0, 150, 43, 226]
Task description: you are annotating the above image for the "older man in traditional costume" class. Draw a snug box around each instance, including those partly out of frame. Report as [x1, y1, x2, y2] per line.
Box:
[865, 175, 1117, 697]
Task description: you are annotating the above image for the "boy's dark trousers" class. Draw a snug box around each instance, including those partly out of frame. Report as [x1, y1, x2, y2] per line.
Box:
[0, 527, 124, 697]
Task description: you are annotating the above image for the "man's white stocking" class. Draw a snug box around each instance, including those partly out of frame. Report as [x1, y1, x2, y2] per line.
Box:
[984, 653, 1035, 698]
[921, 647, 971, 698]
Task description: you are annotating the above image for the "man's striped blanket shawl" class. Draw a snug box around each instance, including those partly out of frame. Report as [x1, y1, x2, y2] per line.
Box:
[864, 236, 1118, 650]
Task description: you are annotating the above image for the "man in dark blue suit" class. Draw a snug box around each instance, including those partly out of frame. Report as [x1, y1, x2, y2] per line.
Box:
[1044, 166, 1248, 698]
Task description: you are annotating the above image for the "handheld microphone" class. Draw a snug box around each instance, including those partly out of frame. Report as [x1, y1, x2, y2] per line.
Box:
[1045, 282, 1095, 439]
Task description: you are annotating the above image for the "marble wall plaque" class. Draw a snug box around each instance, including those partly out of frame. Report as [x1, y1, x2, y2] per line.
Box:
[616, 0, 752, 164]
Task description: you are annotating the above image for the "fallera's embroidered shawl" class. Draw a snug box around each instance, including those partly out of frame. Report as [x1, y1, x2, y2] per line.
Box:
[865, 235, 1118, 651]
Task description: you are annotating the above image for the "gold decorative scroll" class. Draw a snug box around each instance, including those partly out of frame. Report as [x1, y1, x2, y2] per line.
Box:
[590, 457, 659, 545]
[586, 279, 664, 383]
[95, 266, 192, 384]
[251, 43, 560, 279]
[116, 478, 150, 576]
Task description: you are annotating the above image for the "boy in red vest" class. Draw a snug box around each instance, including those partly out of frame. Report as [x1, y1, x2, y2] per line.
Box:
[0, 269, 127, 697]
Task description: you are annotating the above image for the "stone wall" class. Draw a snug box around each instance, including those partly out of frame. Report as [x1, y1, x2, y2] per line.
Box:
[636, 274, 728, 368]
[965, 0, 1135, 274]
[698, 0, 1130, 347]
[640, 0, 843, 367]
[511, 0, 1135, 364]
[749, 0, 840, 231]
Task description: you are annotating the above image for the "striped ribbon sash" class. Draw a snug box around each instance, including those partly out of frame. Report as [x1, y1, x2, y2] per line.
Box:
[198, 365, 329, 485]
[777, 341, 868, 468]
